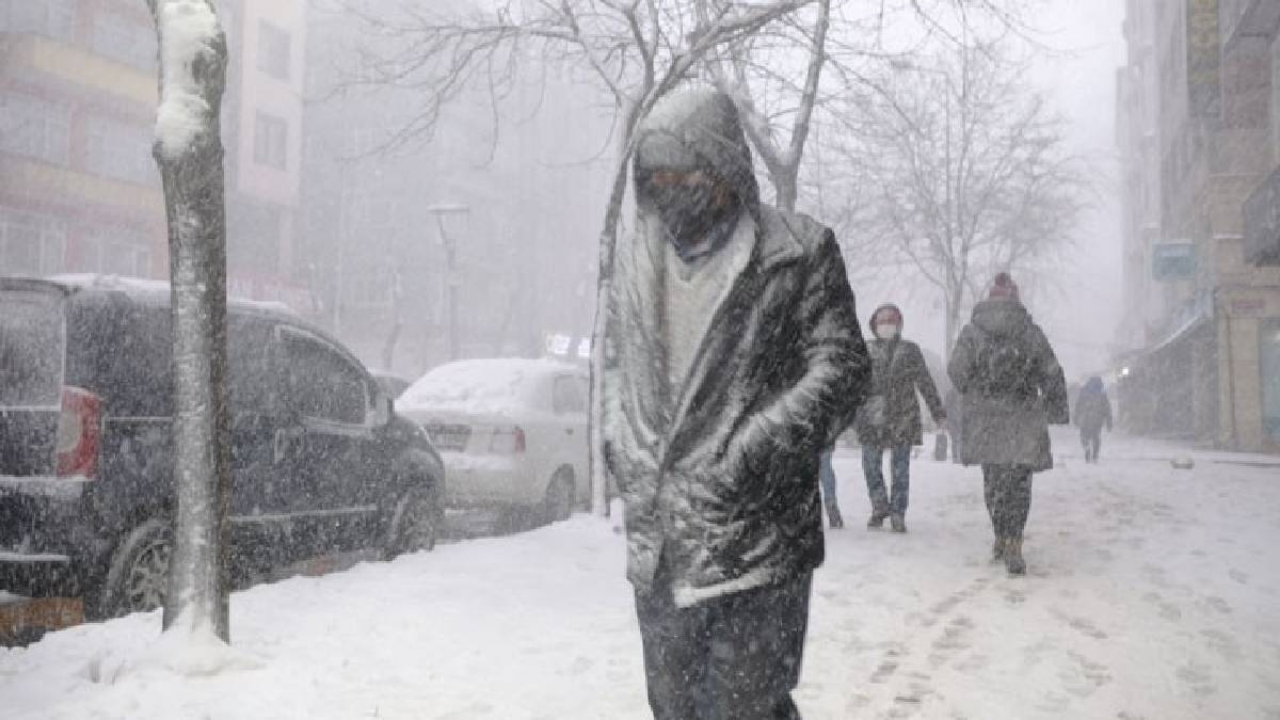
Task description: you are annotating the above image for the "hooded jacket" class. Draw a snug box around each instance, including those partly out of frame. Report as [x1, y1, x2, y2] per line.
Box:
[603, 88, 871, 606]
[855, 304, 945, 447]
[947, 298, 1069, 471]
[1074, 377, 1113, 433]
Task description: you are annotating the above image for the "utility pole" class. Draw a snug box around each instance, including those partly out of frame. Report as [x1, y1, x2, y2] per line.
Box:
[428, 204, 470, 361]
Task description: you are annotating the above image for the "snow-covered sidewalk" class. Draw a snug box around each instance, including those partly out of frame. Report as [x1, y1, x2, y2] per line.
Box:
[2, 433, 1278, 719]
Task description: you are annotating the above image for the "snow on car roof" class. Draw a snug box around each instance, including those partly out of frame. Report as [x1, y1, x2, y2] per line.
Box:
[44, 274, 296, 315]
[399, 358, 579, 413]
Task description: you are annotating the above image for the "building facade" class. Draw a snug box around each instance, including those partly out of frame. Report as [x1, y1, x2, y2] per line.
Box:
[0, 0, 310, 310]
[1117, 0, 1280, 452]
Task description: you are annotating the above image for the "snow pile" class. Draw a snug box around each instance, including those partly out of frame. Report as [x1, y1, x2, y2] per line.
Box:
[154, 0, 223, 159]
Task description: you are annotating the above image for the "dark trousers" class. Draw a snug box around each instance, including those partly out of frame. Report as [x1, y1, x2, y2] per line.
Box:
[1080, 428, 1102, 462]
[862, 443, 912, 515]
[635, 568, 812, 720]
[982, 464, 1033, 539]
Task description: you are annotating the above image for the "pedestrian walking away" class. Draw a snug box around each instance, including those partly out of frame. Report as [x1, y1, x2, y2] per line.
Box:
[947, 273, 1069, 576]
[854, 304, 945, 533]
[1075, 376, 1113, 462]
[601, 86, 872, 720]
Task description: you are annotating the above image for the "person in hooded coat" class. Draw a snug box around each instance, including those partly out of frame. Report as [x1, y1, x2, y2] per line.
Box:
[948, 273, 1069, 575]
[1074, 376, 1113, 462]
[602, 87, 871, 720]
[854, 304, 945, 532]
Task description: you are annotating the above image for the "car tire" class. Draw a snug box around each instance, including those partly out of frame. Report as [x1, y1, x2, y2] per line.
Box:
[542, 471, 575, 525]
[91, 519, 173, 620]
[383, 486, 440, 560]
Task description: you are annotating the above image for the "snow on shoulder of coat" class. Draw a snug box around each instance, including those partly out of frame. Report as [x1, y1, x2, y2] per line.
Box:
[153, 0, 225, 160]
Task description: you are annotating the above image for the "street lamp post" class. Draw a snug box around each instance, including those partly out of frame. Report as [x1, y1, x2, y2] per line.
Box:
[428, 204, 470, 361]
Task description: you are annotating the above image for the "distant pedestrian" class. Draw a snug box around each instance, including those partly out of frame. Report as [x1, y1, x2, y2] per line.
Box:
[948, 273, 1069, 575]
[602, 87, 871, 719]
[1075, 376, 1113, 462]
[855, 304, 945, 533]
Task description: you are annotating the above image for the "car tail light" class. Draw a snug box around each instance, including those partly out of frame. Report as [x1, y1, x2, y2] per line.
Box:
[490, 426, 526, 454]
[56, 387, 102, 479]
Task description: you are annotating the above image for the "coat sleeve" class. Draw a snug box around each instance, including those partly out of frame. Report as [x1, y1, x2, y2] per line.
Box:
[910, 343, 945, 421]
[733, 231, 871, 463]
[1031, 324, 1070, 425]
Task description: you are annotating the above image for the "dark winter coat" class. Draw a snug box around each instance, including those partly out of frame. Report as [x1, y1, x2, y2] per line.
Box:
[1075, 378, 1113, 434]
[602, 89, 871, 607]
[854, 338, 944, 447]
[947, 298, 1069, 472]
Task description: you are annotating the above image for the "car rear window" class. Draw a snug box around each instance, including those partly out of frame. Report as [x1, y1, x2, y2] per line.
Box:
[0, 289, 65, 407]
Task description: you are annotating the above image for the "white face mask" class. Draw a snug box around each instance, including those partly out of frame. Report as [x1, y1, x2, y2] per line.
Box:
[876, 324, 900, 340]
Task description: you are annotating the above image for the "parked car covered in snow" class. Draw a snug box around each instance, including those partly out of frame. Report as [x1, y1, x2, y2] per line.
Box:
[0, 275, 444, 619]
[397, 359, 589, 523]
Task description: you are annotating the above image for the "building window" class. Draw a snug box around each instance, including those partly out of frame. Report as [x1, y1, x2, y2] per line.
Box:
[253, 112, 288, 170]
[92, 11, 157, 71]
[0, 0, 76, 41]
[0, 93, 71, 165]
[257, 20, 291, 80]
[86, 117, 158, 185]
[0, 208, 67, 276]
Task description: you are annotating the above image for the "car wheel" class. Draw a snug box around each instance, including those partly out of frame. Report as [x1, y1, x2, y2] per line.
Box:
[93, 519, 173, 620]
[384, 486, 440, 560]
[542, 471, 574, 525]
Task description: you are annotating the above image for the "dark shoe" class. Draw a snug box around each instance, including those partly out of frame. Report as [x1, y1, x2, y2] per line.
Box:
[867, 512, 888, 530]
[1005, 538, 1026, 576]
[890, 514, 906, 533]
[992, 537, 1006, 562]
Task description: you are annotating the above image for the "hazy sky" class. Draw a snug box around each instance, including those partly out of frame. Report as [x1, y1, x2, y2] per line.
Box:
[1027, 0, 1129, 380]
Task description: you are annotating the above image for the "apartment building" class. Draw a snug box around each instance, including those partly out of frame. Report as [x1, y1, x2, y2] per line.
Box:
[0, 0, 310, 310]
[1116, 0, 1280, 452]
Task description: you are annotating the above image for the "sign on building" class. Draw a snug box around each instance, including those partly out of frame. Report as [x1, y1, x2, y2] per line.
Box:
[1153, 240, 1197, 281]
[1187, 0, 1222, 119]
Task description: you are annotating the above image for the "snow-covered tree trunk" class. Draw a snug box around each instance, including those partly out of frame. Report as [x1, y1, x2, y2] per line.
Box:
[146, 0, 232, 642]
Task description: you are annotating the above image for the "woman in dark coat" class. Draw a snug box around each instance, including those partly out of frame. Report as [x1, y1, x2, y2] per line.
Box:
[948, 274, 1069, 575]
[1075, 376, 1113, 462]
[855, 304, 945, 533]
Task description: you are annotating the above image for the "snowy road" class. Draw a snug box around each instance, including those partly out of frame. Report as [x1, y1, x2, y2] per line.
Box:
[2, 432, 1278, 719]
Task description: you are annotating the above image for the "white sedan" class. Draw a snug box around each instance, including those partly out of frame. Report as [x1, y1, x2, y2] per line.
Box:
[397, 359, 589, 523]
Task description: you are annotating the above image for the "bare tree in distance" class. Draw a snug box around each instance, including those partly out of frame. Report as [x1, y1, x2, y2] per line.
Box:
[340, 0, 822, 516]
[833, 42, 1087, 360]
[144, 0, 232, 640]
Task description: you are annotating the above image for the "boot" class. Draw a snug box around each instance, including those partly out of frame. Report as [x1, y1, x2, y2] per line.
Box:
[867, 511, 888, 530]
[1005, 537, 1026, 576]
[992, 537, 1006, 562]
[890, 513, 907, 533]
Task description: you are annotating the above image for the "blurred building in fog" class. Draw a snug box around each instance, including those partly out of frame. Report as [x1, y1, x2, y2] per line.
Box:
[299, 1, 612, 378]
[0, 0, 310, 309]
[1116, 0, 1280, 452]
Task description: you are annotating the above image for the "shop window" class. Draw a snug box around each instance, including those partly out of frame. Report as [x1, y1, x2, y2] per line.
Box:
[1262, 319, 1280, 442]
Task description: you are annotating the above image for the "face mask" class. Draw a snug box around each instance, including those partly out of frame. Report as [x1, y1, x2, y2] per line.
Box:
[876, 324, 900, 340]
[642, 173, 737, 252]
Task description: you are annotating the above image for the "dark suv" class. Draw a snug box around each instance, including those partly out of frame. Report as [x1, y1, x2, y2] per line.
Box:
[0, 276, 443, 619]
